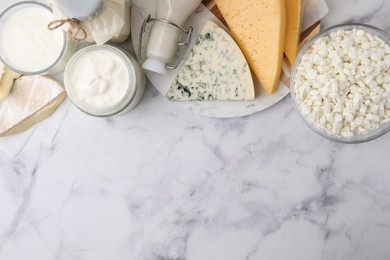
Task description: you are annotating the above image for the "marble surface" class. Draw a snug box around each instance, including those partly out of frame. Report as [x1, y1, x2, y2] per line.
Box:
[1, 0, 390, 260]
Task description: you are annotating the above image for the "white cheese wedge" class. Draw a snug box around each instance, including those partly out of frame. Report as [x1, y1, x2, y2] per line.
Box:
[0, 76, 66, 137]
[0, 62, 21, 100]
[166, 20, 255, 101]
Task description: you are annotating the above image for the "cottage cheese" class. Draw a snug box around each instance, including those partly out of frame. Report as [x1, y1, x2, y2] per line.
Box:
[294, 29, 390, 138]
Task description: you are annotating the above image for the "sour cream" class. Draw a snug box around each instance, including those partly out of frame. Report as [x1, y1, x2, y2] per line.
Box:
[65, 45, 145, 117]
[70, 49, 129, 109]
[0, 2, 66, 74]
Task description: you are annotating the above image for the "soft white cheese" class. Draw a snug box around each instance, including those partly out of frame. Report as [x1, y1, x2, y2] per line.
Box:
[69, 49, 130, 110]
[0, 76, 65, 136]
[0, 63, 5, 82]
[294, 29, 390, 138]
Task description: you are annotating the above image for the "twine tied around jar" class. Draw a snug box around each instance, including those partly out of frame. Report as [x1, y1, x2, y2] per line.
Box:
[48, 19, 87, 41]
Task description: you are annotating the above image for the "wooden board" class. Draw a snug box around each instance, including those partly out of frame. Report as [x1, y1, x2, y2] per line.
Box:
[202, 0, 226, 25]
[202, 0, 321, 88]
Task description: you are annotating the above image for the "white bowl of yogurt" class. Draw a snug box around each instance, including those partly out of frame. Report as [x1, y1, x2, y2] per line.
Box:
[64, 44, 145, 117]
[0, 1, 75, 75]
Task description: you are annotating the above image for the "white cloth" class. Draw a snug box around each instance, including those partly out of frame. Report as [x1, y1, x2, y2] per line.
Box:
[301, 0, 329, 32]
[46, 0, 127, 45]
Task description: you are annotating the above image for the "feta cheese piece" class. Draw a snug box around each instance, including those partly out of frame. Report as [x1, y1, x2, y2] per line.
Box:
[294, 28, 390, 138]
[166, 21, 255, 101]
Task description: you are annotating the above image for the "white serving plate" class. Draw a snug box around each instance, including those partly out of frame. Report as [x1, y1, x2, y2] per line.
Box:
[131, 0, 290, 118]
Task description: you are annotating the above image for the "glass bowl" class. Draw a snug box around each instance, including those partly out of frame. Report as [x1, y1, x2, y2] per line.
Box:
[0, 1, 74, 75]
[64, 44, 145, 117]
[290, 23, 390, 143]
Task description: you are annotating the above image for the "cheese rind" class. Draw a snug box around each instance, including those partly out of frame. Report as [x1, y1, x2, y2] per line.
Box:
[0, 75, 65, 137]
[0, 62, 21, 100]
[214, 0, 286, 95]
[285, 0, 302, 65]
[166, 20, 254, 101]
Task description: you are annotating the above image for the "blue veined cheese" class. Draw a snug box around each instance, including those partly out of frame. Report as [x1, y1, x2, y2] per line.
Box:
[166, 21, 255, 101]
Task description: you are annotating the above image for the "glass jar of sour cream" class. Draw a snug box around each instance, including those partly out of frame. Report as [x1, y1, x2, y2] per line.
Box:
[64, 44, 145, 117]
[0, 1, 75, 75]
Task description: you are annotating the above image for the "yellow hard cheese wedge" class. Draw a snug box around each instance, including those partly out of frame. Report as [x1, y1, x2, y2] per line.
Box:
[214, 0, 286, 94]
[284, 0, 302, 65]
[0, 76, 65, 137]
[0, 62, 21, 100]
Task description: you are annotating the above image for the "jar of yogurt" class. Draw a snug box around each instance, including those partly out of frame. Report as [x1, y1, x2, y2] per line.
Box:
[64, 44, 145, 117]
[0, 1, 76, 75]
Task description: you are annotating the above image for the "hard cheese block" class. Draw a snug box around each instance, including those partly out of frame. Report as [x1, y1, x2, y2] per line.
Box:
[285, 0, 302, 65]
[166, 20, 254, 101]
[0, 75, 66, 137]
[0, 62, 21, 100]
[214, 0, 286, 95]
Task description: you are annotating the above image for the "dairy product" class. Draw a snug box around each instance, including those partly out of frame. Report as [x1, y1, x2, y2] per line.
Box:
[167, 21, 254, 101]
[65, 45, 145, 116]
[214, 0, 286, 94]
[1, 3, 65, 74]
[0, 76, 65, 137]
[48, 0, 128, 45]
[285, 0, 302, 64]
[0, 64, 5, 82]
[0, 62, 21, 100]
[143, 0, 202, 73]
[69, 49, 129, 110]
[294, 29, 390, 138]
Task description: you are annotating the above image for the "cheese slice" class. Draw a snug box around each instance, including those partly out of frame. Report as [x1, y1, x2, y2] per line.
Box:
[0, 76, 66, 137]
[284, 0, 302, 65]
[166, 21, 254, 101]
[214, 0, 286, 95]
[0, 62, 21, 100]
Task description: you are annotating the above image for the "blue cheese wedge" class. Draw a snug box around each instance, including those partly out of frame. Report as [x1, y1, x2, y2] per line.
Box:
[166, 21, 255, 101]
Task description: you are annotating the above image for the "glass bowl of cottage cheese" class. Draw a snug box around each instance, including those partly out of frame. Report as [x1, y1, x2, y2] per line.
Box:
[291, 23, 390, 143]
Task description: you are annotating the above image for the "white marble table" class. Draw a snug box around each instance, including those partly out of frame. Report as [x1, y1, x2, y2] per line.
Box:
[1, 0, 390, 260]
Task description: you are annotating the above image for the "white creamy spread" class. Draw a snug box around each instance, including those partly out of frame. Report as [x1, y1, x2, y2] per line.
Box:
[2, 6, 64, 72]
[69, 49, 130, 110]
